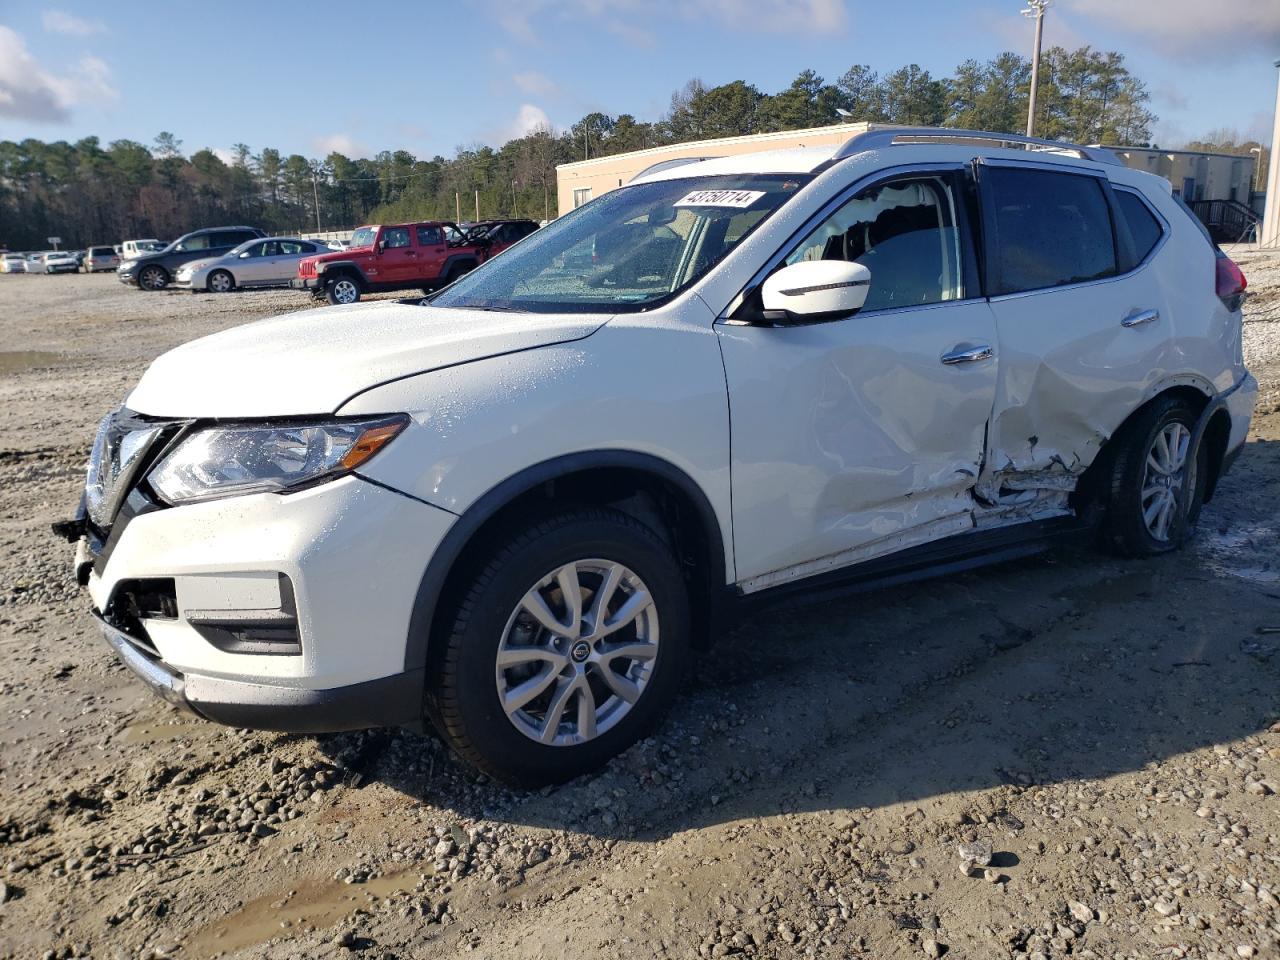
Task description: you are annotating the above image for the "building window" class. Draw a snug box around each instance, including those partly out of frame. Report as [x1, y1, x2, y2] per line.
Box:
[572, 187, 592, 209]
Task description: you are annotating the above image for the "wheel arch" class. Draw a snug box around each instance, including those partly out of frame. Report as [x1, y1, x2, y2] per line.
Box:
[320, 261, 368, 288]
[1071, 381, 1230, 510]
[405, 450, 732, 679]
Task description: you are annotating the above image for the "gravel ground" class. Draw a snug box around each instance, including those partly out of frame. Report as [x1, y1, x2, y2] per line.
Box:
[1, 267, 1278, 960]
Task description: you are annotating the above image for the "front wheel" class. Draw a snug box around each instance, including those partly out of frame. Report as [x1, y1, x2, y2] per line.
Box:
[207, 269, 234, 293]
[325, 276, 361, 305]
[1101, 395, 1208, 556]
[138, 265, 169, 291]
[429, 508, 690, 786]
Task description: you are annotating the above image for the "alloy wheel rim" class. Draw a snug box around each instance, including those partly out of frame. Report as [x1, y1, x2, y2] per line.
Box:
[495, 558, 659, 747]
[141, 267, 164, 290]
[334, 280, 357, 303]
[1140, 421, 1192, 542]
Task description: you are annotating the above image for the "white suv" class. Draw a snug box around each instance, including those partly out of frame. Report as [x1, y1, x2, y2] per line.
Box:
[62, 129, 1256, 785]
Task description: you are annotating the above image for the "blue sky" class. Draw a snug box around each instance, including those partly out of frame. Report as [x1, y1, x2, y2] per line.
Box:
[0, 0, 1277, 161]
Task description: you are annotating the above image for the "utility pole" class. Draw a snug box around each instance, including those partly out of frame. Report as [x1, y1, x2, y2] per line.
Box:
[475, 189, 480, 222]
[1022, 0, 1052, 138]
[511, 179, 518, 216]
[455, 191, 461, 224]
[311, 175, 322, 233]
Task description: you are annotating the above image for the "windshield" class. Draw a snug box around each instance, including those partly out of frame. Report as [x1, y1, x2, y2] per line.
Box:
[432, 174, 809, 313]
[349, 226, 378, 249]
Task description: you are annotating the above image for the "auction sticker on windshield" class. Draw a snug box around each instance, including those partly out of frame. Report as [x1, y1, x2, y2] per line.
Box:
[674, 189, 766, 208]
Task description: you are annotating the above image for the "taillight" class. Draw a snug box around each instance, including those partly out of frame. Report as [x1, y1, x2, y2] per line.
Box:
[1215, 254, 1247, 311]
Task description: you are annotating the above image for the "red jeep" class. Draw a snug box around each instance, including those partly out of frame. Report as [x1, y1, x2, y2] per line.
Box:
[292, 221, 490, 305]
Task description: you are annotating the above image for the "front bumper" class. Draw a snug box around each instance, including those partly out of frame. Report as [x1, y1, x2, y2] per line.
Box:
[290, 277, 323, 293]
[47, 264, 78, 273]
[95, 612, 424, 731]
[77, 474, 455, 732]
[117, 268, 138, 285]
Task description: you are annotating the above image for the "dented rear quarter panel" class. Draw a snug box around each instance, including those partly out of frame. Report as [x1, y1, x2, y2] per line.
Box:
[980, 167, 1237, 496]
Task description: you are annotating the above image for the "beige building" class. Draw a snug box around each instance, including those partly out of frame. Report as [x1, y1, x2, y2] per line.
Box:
[556, 122, 887, 214]
[557, 124, 1263, 219]
[1105, 147, 1258, 204]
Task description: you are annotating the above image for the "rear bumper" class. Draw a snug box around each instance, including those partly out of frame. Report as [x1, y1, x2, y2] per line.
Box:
[95, 613, 424, 731]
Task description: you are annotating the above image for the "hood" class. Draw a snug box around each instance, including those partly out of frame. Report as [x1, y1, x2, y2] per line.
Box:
[126, 300, 609, 418]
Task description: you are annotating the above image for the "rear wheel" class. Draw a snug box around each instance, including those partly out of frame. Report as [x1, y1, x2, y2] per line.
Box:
[207, 269, 234, 293]
[138, 265, 169, 291]
[1101, 395, 1207, 556]
[429, 508, 690, 786]
[325, 276, 361, 305]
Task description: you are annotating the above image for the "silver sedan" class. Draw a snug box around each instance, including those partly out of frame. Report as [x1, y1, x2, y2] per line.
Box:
[173, 237, 327, 292]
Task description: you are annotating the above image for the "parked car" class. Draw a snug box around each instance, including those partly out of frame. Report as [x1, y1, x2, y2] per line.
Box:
[84, 246, 122, 273]
[118, 227, 265, 291]
[326, 239, 351, 252]
[62, 128, 1256, 786]
[23, 253, 48, 273]
[0, 253, 25, 274]
[120, 239, 165, 260]
[174, 238, 329, 292]
[42, 250, 80, 274]
[290, 221, 493, 304]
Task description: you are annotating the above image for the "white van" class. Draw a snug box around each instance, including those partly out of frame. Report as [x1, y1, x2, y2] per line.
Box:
[120, 239, 165, 259]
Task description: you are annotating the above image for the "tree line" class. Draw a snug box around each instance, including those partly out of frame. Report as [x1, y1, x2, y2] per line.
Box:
[0, 46, 1164, 250]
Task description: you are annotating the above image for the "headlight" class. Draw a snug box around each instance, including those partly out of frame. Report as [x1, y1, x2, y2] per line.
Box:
[120, 260, 137, 271]
[147, 415, 408, 505]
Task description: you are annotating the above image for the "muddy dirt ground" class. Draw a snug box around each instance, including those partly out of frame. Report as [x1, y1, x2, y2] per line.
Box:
[1, 260, 1279, 960]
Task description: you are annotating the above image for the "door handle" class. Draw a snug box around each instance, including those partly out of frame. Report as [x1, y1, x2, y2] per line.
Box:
[1121, 308, 1159, 328]
[941, 344, 993, 365]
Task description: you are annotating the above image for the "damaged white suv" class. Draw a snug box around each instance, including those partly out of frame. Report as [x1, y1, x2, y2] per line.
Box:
[62, 129, 1255, 786]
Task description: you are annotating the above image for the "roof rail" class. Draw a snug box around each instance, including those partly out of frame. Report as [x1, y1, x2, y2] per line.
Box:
[629, 156, 721, 182]
[832, 127, 1123, 166]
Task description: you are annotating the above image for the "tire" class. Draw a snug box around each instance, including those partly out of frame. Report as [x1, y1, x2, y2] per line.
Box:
[207, 269, 235, 294]
[138, 265, 169, 291]
[1101, 395, 1208, 556]
[429, 507, 690, 786]
[325, 275, 361, 305]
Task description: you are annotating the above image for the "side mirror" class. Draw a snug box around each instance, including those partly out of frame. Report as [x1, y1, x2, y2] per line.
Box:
[239, 251, 252, 258]
[376, 239, 386, 253]
[760, 259, 870, 323]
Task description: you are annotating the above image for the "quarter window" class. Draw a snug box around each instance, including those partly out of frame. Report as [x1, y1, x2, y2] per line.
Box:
[383, 227, 411, 249]
[784, 175, 966, 311]
[1114, 190, 1164, 267]
[986, 167, 1117, 295]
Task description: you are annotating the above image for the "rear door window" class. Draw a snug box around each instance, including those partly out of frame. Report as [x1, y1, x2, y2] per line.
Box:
[984, 166, 1117, 295]
[416, 226, 443, 246]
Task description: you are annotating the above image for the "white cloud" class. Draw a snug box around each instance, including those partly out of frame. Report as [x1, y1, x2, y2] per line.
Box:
[0, 26, 116, 122]
[211, 147, 236, 165]
[312, 133, 371, 158]
[513, 71, 559, 97]
[41, 10, 106, 35]
[1067, 0, 1280, 58]
[508, 104, 554, 139]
